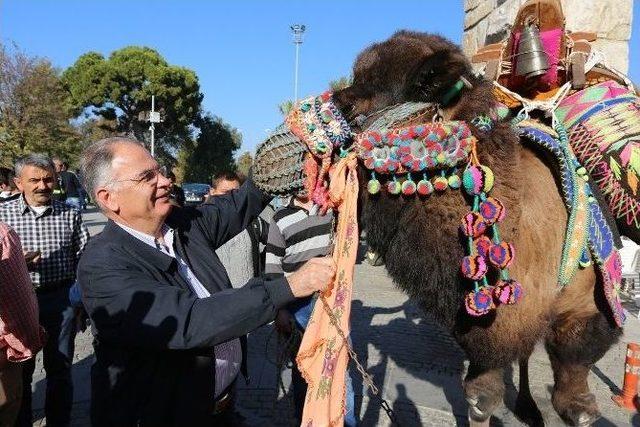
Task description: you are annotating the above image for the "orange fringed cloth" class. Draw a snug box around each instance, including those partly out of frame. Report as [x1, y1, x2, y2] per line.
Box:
[296, 153, 359, 427]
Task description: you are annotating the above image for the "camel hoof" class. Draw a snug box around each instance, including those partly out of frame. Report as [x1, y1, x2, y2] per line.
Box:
[514, 393, 544, 427]
[553, 392, 601, 426]
[466, 395, 492, 422]
[467, 408, 491, 427]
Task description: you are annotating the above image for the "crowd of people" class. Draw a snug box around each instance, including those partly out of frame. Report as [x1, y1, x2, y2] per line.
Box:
[0, 138, 337, 427]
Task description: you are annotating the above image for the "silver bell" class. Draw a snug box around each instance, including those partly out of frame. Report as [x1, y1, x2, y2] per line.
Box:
[513, 24, 550, 79]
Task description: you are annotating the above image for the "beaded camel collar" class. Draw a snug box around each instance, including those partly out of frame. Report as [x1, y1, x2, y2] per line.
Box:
[285, 94, 522, 317]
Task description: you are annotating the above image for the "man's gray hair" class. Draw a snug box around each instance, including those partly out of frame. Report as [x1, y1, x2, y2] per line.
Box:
[79, 137, 142, 200]
[14, 153, 56, 177]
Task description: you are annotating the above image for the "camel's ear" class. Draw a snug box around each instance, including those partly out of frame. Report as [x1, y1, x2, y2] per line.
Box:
[333, 86, 357, 110]
[333, 85, 369, 119]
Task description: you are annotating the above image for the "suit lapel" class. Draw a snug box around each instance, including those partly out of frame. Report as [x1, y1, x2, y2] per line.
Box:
[104, 220, 193, 291]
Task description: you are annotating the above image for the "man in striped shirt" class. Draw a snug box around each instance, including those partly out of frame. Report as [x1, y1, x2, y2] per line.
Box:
[265, 196, 357, 426]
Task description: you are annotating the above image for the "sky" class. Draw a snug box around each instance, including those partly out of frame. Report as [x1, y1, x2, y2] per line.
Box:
[1, 0, 639, 155]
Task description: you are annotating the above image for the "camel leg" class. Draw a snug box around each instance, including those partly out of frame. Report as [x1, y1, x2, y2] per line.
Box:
[513, 357, 544, 426]
[464, 365, 505, 425]
[545, 311, 621, 426]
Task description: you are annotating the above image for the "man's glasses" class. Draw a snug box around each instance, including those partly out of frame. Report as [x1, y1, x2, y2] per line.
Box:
[112, 165, 167, 186]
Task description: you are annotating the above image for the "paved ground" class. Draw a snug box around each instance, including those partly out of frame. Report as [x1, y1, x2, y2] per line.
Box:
[30, 208, 640, 426]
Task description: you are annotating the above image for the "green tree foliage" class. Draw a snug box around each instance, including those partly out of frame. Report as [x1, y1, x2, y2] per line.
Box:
[278, 100, 294, 116]
[177, 113, 242, 183]
[0, 44, 81, 166]
[62, 46, 203, 158]
[277, 76, 352, 117]
[235, 152, 253, 178]
[329, 75, 352, 92]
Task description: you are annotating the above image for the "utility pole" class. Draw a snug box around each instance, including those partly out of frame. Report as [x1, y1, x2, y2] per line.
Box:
[147, 95, 161, 157]
[290, 24, 306, 102]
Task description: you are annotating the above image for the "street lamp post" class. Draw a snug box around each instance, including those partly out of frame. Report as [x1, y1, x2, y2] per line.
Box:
[290, 24, 306, 102]
[147, 95, 161, 157]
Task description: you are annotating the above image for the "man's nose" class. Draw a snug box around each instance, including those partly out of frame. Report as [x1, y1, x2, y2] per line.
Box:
[157, 173, 171, 187]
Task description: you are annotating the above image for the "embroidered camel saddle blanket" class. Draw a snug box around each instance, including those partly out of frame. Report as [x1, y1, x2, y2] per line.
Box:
[518, 123, 625, 326]
[555, 80, 640, 243]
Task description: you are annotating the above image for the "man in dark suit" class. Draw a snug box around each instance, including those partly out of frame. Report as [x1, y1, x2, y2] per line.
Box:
[77, 137, 335, 427]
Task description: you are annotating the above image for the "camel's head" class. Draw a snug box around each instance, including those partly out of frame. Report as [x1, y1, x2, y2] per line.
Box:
[334, 30, 479, 124]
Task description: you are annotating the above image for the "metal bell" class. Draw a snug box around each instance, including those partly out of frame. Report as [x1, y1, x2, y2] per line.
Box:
[513, 24, 549, 79]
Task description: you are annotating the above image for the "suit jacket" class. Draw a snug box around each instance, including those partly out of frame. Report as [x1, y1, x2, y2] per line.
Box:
[78, 180, 294, 427]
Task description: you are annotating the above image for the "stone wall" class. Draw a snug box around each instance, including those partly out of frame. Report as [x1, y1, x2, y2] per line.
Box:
[463, 0, 633, 73]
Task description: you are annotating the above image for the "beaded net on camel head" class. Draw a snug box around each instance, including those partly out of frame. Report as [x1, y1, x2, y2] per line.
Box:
[252, 124, 309, 197]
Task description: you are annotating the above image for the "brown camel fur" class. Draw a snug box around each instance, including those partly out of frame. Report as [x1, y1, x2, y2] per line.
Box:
[332, 31, 622, 426]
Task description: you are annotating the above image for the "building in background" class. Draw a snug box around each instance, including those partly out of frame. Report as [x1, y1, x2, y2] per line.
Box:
[463, 0, 633, 73]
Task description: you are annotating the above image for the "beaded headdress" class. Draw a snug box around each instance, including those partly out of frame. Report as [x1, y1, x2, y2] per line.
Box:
[354, 103, 523, 316]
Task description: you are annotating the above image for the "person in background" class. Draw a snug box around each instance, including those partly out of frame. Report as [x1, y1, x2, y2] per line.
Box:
[0, 221, 45, 426]
[77, 137, 335, 427]
[166, 171, 185, 207]
[53, 158, 83, 211]
[0, 167, 20, 203]
[74, 169, 89, 210]
[265, 193, 357, 426]
[0, 154, 90, 427]
[208, 171, 241, 199]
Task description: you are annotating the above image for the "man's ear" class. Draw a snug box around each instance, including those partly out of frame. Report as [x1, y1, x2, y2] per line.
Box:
[96, 187, 119, 213]
[13, 176, 24, 192]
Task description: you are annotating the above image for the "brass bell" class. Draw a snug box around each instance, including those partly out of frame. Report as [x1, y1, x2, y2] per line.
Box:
[513, 24, 549, 79]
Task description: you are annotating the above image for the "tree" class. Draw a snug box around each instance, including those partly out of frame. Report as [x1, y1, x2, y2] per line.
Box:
[177, 113, 241, 183]
[278, 100, 294, 116]
[277, 76, 352, 117]
[235, 152, 253, 178]
[329, 76, 352, 92]
[62, 46, 203, 158]
[0, 43, 81, 166]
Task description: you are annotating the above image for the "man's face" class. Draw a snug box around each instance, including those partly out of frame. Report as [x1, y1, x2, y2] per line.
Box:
[53, 160, 63, 173]
[15, 166, 55, 206]
[105, 143, 173, 225]
[211, 179, 240, 196]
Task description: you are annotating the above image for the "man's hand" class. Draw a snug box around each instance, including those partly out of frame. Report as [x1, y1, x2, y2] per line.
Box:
[23, 250, 41, 271]
[286, 257, 336, 298]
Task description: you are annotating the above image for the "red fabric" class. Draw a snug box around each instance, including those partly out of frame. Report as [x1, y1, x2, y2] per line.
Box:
[0, 222, 45, 364]
[510, 28, 562, 87]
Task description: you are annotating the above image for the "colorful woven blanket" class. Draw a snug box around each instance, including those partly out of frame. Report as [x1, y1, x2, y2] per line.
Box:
[518, 124, 625, 327]
[555, 80, 640, 244]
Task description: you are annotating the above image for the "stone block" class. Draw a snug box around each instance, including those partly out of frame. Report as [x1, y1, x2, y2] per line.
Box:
[592, 38, 630, 74]
[463, 18, 489, 56]
[563, 0, 633, 40]
[487, 0, 521, 38]
[465, 0, 482, 12]
[464, 0, 496, 30]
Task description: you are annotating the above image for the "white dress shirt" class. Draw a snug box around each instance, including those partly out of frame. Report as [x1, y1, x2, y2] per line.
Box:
[116, 222, 242, 398]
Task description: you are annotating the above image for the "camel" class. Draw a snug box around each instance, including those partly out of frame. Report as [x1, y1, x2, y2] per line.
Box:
[324, 31, 623, 426]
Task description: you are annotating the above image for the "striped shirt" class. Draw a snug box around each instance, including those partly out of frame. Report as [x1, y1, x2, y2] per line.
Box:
[0, 195, 89, 288]
[265, 199, 333, 327]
